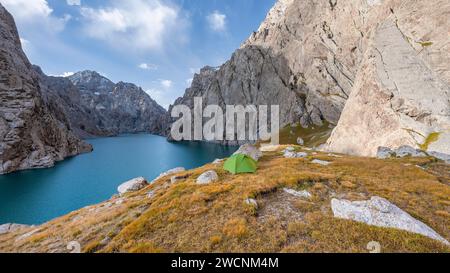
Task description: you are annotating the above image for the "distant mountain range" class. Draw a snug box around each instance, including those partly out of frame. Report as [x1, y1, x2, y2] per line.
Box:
[36, 68, 167, 138]
[0, 4, 167, 174]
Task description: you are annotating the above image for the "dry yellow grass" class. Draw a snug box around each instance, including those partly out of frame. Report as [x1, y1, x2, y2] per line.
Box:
[0, 145, 449, 253]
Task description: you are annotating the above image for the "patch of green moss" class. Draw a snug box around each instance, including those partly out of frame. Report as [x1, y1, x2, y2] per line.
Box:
[418, 41, 433, 47]
[420, 132, 441, 151]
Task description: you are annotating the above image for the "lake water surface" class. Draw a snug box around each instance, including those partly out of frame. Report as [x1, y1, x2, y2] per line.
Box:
[0, 134, 237, 225]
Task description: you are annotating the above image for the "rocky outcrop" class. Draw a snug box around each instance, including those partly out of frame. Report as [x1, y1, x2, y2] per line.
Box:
[0, 4, 92, 174]
[283, 188, 311, 199]
[326, 0, 450, 156]
[196, 170, 219, 185]
[0, 223, 29, 235]
[153, 167, 186, 182]
[311, 159, 331, 166]
[168, 0, 450, 158]
[233, 144, 262, 161]
[331, 196, 449, 245]
[283, 147, 308, 158]
[117, 177, 148, 194]
[167, 0, 365, 143]
[36, 69, 168, 138]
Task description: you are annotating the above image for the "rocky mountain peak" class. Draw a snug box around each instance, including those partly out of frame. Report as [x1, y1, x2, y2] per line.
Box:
[68, 70, 114, 93]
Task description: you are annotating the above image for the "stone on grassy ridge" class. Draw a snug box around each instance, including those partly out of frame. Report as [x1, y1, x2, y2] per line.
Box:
[154, 167, 186, 181]
[283, 188, 311, 199]
[311, 159, 331, 166]
[233, 144, 263, 161]
[331, 196, 449, 245]
[196, 170, 219, 185]
[0, 223, 29, 235]
[117, 177, 148, 194]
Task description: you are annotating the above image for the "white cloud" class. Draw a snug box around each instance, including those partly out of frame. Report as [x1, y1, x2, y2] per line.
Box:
[138, 63, 158, 70]
[161, 79, 173, 88]
[186, 78, 193, 86]
[66, 0, 81, 6]
[61, 72, 75, 77]
[207, 11, 226, 32]
[80, 0, 184, 51]
[1, 0, 69, 32]
[50, 72, 75, 77]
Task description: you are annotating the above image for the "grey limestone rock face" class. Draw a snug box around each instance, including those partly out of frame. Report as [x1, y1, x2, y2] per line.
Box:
[166, 0, 450, 159]
[0, 4, 92, 174]
[326, 0, 450, 156]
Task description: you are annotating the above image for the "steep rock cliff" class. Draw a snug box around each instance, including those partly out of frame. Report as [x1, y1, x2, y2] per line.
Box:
[167, 0, 372, 143]
[0, 4, 92, 174]
[169, 0, 450, 156]
[325, 0, 450, 156]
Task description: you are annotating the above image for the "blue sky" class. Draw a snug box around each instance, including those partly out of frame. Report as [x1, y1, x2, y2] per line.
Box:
[1, 0, 276, 108]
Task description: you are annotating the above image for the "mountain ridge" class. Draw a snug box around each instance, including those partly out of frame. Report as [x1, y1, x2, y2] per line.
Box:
[168, 0, 450, 158]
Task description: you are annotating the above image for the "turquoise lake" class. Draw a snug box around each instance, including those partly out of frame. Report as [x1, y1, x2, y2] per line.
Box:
[0, 134, 237, 225]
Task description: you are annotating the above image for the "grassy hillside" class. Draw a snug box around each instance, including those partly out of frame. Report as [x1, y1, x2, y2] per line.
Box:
[0, 146, 449, 253]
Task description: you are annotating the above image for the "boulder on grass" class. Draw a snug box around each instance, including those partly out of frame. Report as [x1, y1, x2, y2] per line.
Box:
[196, 170, 219, 185]
[377, 147, 395, 159]
[0, 223, 29, 235]
[283, 188, 312, 199]
[153, 167, 186, 182]
[117, 177, 148, 194]
[395, 145, 426, 158]
[234, 144, 262, 161]
[331, 196, 449, 245]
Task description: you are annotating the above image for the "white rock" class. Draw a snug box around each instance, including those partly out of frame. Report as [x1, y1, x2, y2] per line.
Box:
[283, 188, 311, 199]
[212, 159, 224, 164]
[117, 177, 148, 194]
[147, 190, 155, 199]
[154, 167, 186, 181]
[331, 196, 449, 245]
[115, 198, 125, 205]
[0, 223, 29, 235]
[196, 170, 219, 185]
[297, 137, 304, 145]
[244, 198, 258, 208]
[15, 229, 40, 242]
[284, 150, 308, 158]
[311, 159, 331, 166]
[259, 144, 280, 152]
[234, 144, 263, 161]
[377, 147, 395, 159]
[285, 146, 295, 152]
[395, 145, 427, 158]
[327, 153, 343, 158]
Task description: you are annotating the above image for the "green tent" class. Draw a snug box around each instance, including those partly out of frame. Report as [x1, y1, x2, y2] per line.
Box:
[223, 153, 257, 174]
